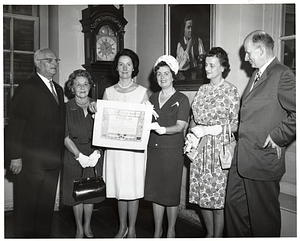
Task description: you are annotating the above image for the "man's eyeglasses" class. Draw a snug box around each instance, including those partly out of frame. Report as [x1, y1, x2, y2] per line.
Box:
[38, 58, 61, 64]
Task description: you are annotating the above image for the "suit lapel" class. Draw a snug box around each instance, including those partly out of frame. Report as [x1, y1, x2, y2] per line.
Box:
[241, 70, 258, 102]
[242, 58, 279, 103]
[34, 73, 61, 105]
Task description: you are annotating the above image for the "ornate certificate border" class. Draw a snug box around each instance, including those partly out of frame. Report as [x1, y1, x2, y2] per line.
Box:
[92, 100, 153, 150]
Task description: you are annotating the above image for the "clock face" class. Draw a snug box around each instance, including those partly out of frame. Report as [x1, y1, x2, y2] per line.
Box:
[96, 36, 117, 61]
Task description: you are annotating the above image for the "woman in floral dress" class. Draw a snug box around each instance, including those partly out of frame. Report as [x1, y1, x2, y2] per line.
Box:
[188, 47, 240, 237]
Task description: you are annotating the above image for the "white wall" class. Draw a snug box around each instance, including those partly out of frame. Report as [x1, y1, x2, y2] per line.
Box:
[136, 5, 165, 93]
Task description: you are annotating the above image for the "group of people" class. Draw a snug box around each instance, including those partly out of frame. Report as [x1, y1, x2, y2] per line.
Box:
[7, 29, 295, 238]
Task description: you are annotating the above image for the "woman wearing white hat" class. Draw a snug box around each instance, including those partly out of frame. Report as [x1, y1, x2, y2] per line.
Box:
[144, 55, 190, 238]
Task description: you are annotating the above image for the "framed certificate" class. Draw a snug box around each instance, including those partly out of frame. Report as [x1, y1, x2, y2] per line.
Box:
[92, 100, 153, 150]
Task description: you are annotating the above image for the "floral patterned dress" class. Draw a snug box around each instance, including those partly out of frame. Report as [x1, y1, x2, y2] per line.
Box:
[189, 81, 239, 209]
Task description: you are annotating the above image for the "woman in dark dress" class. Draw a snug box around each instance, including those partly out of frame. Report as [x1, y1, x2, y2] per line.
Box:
[61, 69, 104, 238]
[144, 55, 190, 238]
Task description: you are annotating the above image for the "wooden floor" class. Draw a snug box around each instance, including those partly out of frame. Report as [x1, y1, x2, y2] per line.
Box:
[5, 199, 206, 238]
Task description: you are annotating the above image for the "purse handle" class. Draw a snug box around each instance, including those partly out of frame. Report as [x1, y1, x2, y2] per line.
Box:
[80, 167, 98, 180]
[223, 123, 233, 144]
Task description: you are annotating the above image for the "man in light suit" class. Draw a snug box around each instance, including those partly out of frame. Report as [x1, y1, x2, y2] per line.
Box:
[7, 48, 65, 237]
[225, 30, 296, 237]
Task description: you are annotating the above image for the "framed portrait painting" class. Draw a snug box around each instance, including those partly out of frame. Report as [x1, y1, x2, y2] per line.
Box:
[165, 4, 215, 90]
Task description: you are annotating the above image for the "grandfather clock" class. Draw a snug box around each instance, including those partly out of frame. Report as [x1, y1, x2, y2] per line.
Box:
[80, 5, 127, 99]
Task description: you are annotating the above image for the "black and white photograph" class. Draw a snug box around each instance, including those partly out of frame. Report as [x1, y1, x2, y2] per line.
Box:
[3, 3, 296, 239]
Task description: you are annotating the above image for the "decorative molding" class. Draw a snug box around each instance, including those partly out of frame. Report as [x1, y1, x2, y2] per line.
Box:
[91, 16, 125, 33]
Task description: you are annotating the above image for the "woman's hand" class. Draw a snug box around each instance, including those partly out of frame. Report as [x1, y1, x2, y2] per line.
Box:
[88, 150, 101, 167]
[150, 122, 166, 135]
[191, 125, 222, 138]
[76, 153, 90, 168]
[88, 101, 97, 113]
[143, 100, 159, 120]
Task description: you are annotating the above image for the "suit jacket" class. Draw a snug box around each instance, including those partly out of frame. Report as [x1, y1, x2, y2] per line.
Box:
[237, 58, 296, 181]
[8, 72, 65, 170]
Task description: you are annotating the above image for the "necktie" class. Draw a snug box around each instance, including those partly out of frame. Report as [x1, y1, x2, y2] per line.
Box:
[250, 71, 260, 92]
[253, 71, 261, 85]
[49, 80, 59, 104]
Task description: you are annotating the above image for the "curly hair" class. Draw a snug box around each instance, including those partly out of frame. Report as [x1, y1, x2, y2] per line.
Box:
[66, 69, 93, 92]
[205, 47, 231, 79]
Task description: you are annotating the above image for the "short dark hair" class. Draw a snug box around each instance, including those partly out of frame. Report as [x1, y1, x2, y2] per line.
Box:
[205, 47, 231, 79]
[111, 49, 139, 78]
[251, 31, 274, 50]
[153, 61, 177, 82]
[66, 69, 93, 91]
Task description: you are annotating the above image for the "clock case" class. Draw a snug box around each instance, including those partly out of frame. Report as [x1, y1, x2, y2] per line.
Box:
[80, 5, 127, 99]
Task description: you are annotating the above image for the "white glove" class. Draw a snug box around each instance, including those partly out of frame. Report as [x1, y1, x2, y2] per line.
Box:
[150, 122, 166, 135]
[144, 100, 159, 120]
[191, 125, 222, 138]
[88, 150, 101, 167]
[76, 153, 90, 168]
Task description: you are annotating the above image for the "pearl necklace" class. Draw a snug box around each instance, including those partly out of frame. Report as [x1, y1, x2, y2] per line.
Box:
[118, 79, 134, 89]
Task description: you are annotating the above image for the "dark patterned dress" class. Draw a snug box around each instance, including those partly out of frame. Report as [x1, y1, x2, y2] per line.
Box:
[61, 98, 104, 206]
[144, 91, 190, 206]
[189, 81, 239, 209]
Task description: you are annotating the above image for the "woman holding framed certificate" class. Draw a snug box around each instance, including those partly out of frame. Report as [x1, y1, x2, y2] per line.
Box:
[144, 55, 190, 238]
[90, 49, 149, 238]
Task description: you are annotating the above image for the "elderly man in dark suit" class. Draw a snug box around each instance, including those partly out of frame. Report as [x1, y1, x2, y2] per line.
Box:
[7, 48, 65, 237]
[225, 30, 296, 237]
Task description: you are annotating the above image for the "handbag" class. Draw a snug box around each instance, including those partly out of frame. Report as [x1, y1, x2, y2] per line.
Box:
[72, 167, 106, 201]
[219, 124, 236, 169]
[184, 134, 208, 162]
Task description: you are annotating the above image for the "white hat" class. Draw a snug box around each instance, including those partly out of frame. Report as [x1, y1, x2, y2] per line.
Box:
[154, 55, 179, 74]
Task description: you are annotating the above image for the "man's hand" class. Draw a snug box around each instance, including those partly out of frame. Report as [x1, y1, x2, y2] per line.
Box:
[186, 38, 194, 53]
[263, 134, 282, 159]
[10, 158, 22, 174]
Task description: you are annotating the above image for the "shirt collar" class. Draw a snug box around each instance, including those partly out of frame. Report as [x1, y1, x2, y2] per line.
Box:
[258, 56, 275, 76]
[37, 72, 52, 86]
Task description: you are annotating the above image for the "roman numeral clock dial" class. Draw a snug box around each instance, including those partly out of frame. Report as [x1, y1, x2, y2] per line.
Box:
[96, 36, 117, 61]
[81, 5, 127, 99]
